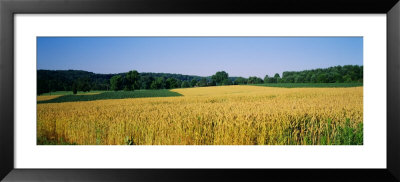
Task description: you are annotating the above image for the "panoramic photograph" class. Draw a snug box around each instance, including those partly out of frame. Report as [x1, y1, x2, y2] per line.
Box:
[37, 37, 363, 145]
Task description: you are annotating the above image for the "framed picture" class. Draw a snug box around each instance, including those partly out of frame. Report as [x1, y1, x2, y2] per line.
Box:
[1, 0, 399, 181]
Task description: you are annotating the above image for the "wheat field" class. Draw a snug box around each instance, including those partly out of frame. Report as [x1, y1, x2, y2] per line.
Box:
[37, 95, 61, 101]
[37, 85, 363, 145]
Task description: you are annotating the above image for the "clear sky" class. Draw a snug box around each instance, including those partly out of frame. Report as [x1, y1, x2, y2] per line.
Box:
[37, 37, 363, 78]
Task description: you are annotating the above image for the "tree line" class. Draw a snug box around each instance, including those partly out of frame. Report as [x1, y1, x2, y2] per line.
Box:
[37, 65, 362, 95]
[37, 70, 205, 95]
[277, 65, 363, 83]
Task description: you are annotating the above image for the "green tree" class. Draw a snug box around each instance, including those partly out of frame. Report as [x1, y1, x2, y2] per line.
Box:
[305, 73, 312, 83]
[190, 79, 198, 87]
[166, 78, 178, 89]
[343, 75, 352, 83]
[151, 77, 166, 89]
[332, 72, 343, 83]
[176, 80, 182, 88]
[198, 78, 208, 87]
[110, 75, 123, 91]
[310, 74, 317, 83]
[248, 76, 263, 84]
[72, 81, 78, 94]
[48, 80, 57, 93]
[81, 77, 91, 92]
[263, 75, 269, 83]
[208, 80, 216, 86]
[181, 81, 190, 88]
[125, 70, 140, 90]
[221, 79, 232, 85]
[211, 71, 229, 85]
[37, 79, 49, 95]
[140, 76, 153, 89]
[273, 73, 280, 83]
[317, 73, 327, 83]
[75, 77, 91, 92]
[295, 75, 304, 83]
[150, 81, 157, 89]
[284, 75, 295, 83]
[234, 77, 247, 85]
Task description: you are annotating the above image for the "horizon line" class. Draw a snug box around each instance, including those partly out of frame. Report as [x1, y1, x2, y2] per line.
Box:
[37, 64, 363, 79]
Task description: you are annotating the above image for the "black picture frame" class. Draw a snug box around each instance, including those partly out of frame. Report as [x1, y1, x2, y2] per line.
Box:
[1, 0, 399, 181]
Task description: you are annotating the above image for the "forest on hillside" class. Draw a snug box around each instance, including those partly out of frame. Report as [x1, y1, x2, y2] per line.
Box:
[37, 65, 363, 95]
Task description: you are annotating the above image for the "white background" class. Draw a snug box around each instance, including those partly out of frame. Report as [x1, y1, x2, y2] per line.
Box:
[15, 14, 386, 168]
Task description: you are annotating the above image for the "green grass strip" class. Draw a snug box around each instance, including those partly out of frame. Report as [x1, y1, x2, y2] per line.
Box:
[38, 90, 182, 104]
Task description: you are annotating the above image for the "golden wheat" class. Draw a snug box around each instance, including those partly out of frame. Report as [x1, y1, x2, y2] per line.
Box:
[37, 85, 363, 145]
[37, 95, 61, 101]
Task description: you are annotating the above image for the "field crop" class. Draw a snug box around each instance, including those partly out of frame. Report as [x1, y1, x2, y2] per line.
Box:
[253, 82, 363, 88]
[38, 90, 182, 103]
[37, 85, 363, 145]
[37, 95, 62, 101]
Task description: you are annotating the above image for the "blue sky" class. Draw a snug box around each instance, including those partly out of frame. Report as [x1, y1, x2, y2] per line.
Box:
[37, 37, 363, 78]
